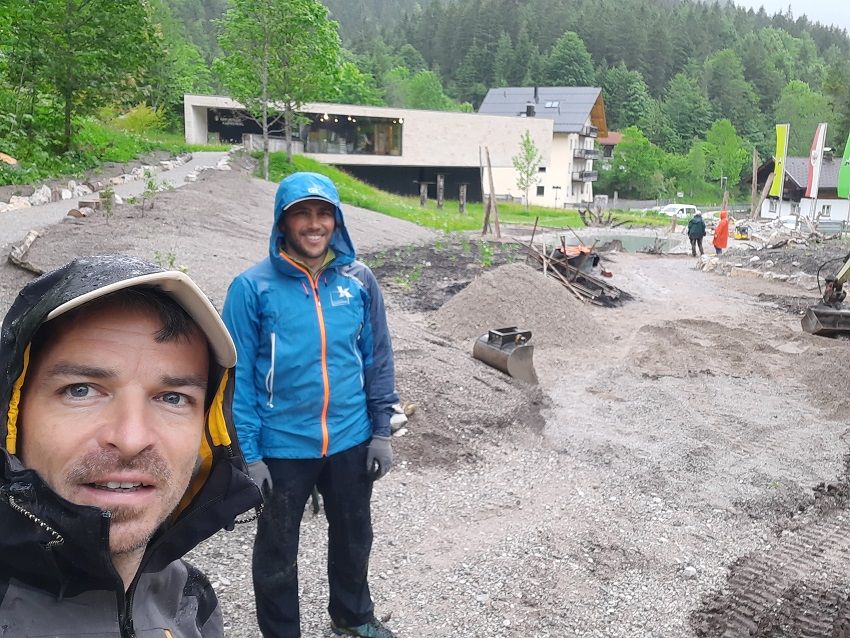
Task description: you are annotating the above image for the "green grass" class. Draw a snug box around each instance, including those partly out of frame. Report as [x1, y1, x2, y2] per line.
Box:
[266, 153, 671, 231]
[0, 118, 229, 186]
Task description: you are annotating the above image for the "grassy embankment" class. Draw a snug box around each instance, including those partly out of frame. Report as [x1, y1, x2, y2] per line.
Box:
[0, 117, 228, 186]
[267, 153, 671, 232]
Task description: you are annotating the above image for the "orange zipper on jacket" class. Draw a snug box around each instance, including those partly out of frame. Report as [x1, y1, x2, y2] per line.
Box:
[280, 252, 331, 456]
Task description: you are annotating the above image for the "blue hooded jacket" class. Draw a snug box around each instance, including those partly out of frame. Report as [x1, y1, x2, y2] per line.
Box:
[223, 172, 398, 462]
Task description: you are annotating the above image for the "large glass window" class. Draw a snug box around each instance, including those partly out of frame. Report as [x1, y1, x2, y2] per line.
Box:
[302, 113, 403, 156]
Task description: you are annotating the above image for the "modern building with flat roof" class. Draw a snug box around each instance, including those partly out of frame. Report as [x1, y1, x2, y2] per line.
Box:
[184, 91, 604, 206]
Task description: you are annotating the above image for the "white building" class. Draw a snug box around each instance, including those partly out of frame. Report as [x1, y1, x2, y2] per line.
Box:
[752, 155, 850, 222]
[477, 87, 608, 207]
[184, 90, 606, 206]
[185, 94, 552, 203]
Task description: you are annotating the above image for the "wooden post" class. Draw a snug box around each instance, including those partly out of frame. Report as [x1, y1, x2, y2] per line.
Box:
[750, 148, 759, 219]
[752, 172, 774, 221]
[419, 182, 428, 207]
[436, 174, 445, 209]
[484, 146, 501, 239]
[458, 183, 468, 214]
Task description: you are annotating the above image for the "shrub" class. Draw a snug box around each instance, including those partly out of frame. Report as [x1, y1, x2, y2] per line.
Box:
[109, 103, 166, 134]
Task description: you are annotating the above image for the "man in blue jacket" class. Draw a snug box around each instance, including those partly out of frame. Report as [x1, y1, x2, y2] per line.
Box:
[223, 172, 398, 638]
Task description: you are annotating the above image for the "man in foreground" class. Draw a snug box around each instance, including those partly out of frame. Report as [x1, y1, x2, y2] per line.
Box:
[223, 172, 398, 638]
[0, 254, 262, 636]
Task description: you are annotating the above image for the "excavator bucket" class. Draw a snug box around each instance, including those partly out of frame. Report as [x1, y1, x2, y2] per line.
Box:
[801, 305, 850, 337]
[472, 327, 538, 384]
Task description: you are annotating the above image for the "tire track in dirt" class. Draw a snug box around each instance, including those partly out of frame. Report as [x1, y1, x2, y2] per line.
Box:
[694, 513, 850, 637]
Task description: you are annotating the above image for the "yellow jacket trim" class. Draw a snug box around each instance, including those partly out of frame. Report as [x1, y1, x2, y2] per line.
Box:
[5, 344, 30, 454]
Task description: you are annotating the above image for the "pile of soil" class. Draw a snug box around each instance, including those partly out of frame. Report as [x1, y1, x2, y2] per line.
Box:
[431, 261, 606, 348]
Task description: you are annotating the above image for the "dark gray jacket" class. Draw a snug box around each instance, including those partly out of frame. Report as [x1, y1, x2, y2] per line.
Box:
[0, 256, 262, 637]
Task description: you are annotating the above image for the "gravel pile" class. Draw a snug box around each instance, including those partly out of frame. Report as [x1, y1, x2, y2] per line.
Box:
[431, 262, 608, 348]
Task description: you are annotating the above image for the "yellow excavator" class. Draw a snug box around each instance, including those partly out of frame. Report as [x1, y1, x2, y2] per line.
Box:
[802, 253, 850, 337]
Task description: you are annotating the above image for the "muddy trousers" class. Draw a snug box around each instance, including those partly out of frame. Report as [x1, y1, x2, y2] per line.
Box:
[253, 441, 375, 638]
[689, 237, 704, 256]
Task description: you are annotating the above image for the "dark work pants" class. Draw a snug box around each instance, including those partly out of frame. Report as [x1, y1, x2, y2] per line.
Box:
[253, 442, 375, 638]
[690, 237, 704, 256]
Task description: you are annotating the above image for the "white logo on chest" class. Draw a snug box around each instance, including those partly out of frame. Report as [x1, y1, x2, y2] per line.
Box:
[331, 285, 353, 306]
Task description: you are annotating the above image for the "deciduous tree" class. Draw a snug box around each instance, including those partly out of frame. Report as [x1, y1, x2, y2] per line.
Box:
[3, 0, 156, 151]
[511, 130, 541, 209]
[215, 0, 340, 176]
[774, 80, 835, 156]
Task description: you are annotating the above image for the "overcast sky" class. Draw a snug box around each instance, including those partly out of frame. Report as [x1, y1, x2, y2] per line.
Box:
[730, 0, 850, 33]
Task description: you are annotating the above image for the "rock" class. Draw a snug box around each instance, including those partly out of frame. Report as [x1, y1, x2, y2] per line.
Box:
[113, 194, 123, 205]
[730, 268, 761, 280]
[763, 260, 774, 268]
[8, 195, 31, 209]
[73, 184, 92, 197]
[110, 176, 125, 186]
[792, 261, 801, 267]
[29, 184, 52, 206]
[682, 566, 698, 580]
[392, 427, 408, 438]
[749, 256, 760, 263]
[60, 189, 72, 200]
[390, 414, 408, 432]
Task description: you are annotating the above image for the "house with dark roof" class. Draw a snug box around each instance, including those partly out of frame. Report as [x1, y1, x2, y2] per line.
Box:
[748, 155, 849, 221]
[477, 87, 608, 207]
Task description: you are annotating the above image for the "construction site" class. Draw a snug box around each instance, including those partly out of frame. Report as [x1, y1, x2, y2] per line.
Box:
[4, 154, 850, 637]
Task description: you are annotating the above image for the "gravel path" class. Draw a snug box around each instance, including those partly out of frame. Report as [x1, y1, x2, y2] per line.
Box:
[0, 151, 228, 246]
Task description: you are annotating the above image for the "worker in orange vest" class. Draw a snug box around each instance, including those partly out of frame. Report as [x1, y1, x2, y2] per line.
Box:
[713, 210, 729, 255]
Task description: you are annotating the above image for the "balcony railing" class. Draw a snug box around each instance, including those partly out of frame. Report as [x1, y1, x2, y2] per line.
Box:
[580, 125, 599, 138]
[573, 148, 601, 160]
[572, 170, 598, 182]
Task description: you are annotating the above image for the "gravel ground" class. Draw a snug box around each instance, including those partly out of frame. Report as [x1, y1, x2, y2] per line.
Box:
[4, 155, 850, 636]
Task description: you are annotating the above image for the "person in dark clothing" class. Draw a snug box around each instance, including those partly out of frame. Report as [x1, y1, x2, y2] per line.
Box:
[687, 211, 706, 256]
[223, 172, 397, 638]
[0, 255, 262, 637]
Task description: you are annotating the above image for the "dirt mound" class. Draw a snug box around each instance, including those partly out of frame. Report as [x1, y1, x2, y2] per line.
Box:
[389, 311, 547, 468]
[431, 261, 607, 349]
[628, 319, 808, 379]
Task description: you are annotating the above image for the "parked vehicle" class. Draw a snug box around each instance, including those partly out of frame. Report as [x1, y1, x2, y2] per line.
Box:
[659, 204, 701, 219]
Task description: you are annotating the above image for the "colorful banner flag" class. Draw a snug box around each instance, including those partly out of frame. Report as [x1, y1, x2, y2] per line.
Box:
[769, 123, 789, 198]
[839, 130, 850, 199]
[805, 122, 827, 198]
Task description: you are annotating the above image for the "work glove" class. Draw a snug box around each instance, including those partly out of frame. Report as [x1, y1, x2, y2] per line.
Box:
[247, 460, 273, 497]
[366, 435, 393, 480]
